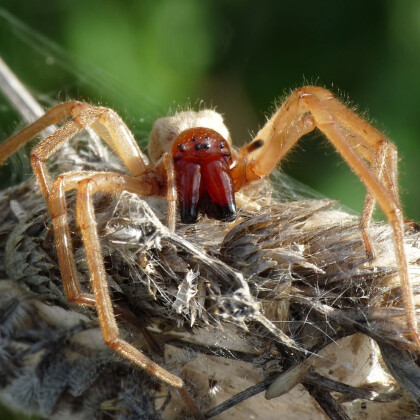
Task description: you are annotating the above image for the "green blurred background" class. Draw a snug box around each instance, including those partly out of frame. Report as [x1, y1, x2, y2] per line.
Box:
[0, 1, 419, 418]
[0, 0, 419, 219]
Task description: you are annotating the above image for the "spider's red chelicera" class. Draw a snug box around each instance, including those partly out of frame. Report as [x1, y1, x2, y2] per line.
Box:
[172, 127, 236, 223]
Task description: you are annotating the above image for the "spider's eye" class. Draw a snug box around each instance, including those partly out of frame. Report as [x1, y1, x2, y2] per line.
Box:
[194, 143, 211, 151]
[205, 136, 210, 140]
[191, 137, 197, 142]
[178, 144, 186, 152]
[220, 141, 225, 149]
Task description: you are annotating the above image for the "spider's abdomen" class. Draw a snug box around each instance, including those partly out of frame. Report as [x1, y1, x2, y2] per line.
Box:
[172, 127, 236, 223]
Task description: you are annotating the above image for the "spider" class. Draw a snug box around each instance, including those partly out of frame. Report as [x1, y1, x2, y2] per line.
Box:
[0, 86, 418, 418]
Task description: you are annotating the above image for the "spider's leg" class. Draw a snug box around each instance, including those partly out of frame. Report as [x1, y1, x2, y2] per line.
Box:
[233, 107, 315, 186]
[162, 152, 177, 231]
[0, 101, 149, 202]
[49, 170, 162, 353]
[0, 101, 81, 167]
[383, 142, 400, 217]
[237, 86, 419, 349]
[76, 106, 149, 177]
[76, 172, 202, 419]
[316, 90, 401, 258]
[49, 171, 110, 306]
[30, 104, 151, 199]
[300, 93, 413, 347]
[30, 106, 106, 200]
[360, 140, 389, 259]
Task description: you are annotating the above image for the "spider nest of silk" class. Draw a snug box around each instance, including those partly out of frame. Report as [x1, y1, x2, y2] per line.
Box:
[1, 86, 420, 419]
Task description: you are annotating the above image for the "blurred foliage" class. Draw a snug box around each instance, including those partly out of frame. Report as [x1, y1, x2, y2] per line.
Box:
[0, 1, 419, 219]
[0, 402, 39, 420]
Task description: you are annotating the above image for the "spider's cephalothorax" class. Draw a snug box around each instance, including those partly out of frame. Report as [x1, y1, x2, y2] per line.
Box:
[149, 109, 236, 224]
[172, 127, 235, 223]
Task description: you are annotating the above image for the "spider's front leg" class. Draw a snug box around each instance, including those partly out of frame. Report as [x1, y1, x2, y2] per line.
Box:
[234, 86, 419, 349]
[49, 171, 100, 307]
[0, 101, 150, 201]
[49, 170, 155, 307]
[1, 101, 158, 309]
[73, 172, 203, 419]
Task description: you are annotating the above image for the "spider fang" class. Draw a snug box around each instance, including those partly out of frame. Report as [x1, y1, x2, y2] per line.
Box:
[172, 127, 236, 223]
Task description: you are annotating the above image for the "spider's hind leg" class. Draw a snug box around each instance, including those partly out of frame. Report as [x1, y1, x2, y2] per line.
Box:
[359, 140, 400, 260]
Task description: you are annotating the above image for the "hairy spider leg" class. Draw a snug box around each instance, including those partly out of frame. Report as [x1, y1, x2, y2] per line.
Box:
[80, 106, 150, 176]
[49, 170, 155, 303]
[317, 91, 401, 259]
[76, 172, 203, 418]
[49, 170, 163, 353]
[360, 140, 390, 258]
[0, 102, 149, 201]
[235, 86, 418, 349]
[0, 102, 76, 166]
[162, 152, 177, 231]
[49, 171, 102, 307]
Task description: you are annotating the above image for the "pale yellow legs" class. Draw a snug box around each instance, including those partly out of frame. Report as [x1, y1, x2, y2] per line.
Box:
[75, 172, 201, 417]
[0, 103, 201, 417]
[239, 86, 418, 348]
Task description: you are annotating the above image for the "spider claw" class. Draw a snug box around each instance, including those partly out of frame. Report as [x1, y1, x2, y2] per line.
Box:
[206, 201, 236, 222]
[181, 201, 199, 223]
[218, 202, 236, 221]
